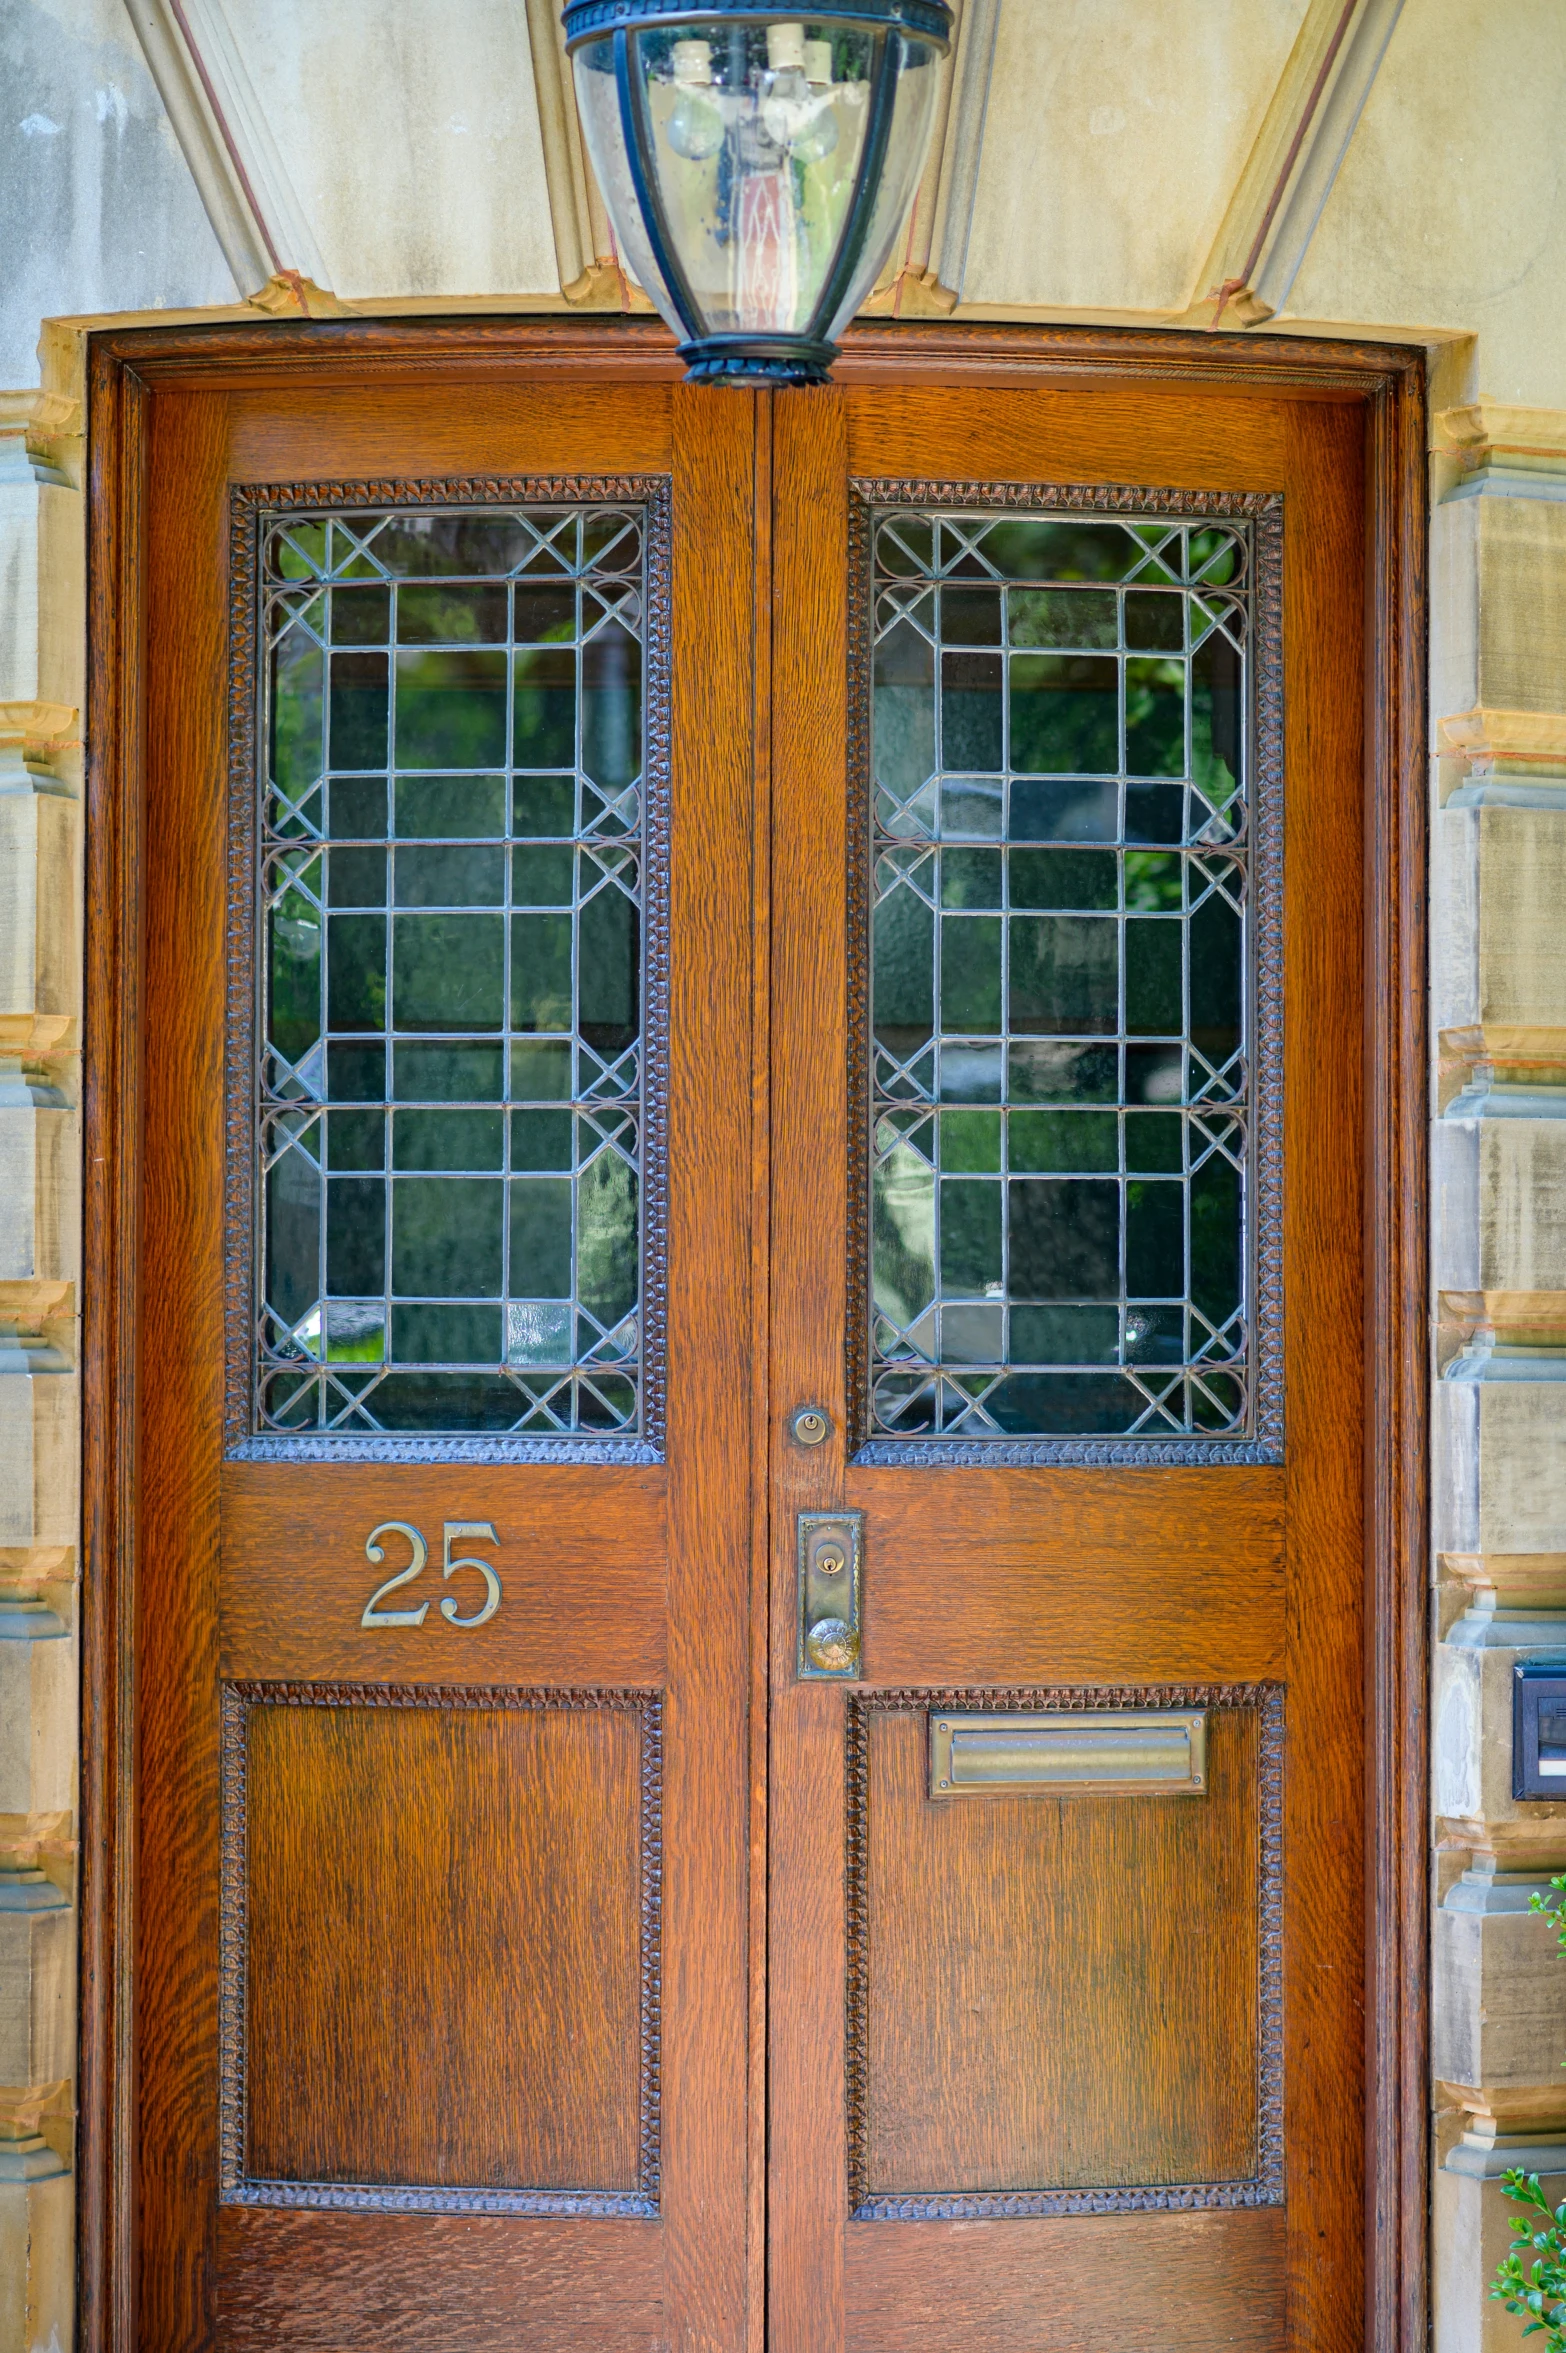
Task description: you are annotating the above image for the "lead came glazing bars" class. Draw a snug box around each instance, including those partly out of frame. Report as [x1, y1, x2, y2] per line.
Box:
[853, 490, 1284, 1459]
[228, 490, 670, 1459]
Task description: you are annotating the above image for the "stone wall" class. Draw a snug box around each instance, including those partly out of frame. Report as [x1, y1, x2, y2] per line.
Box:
[0, 358, 83, 2353]
[1429, 400, 1566, 2350]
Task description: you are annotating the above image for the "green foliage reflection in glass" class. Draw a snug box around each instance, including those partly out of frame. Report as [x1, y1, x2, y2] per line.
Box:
[259, 506, 645, 1438]
[869, 510, 1251, 1442]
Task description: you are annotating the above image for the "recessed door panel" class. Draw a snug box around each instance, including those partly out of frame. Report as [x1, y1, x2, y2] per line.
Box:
[848, 1691, 1276, 2208]
[232, 1687, 657, 2205]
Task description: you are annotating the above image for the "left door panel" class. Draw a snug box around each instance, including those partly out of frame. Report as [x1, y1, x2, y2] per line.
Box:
[130, 367, 757, 2350]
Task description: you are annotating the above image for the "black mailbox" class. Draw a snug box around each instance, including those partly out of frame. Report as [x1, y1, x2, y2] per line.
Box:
[1513, 1660, 1566, 1800]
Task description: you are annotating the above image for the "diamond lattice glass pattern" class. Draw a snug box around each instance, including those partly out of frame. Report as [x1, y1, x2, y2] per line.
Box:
[867, 509, 1253, 1442]
[257, 505, 647, 1438]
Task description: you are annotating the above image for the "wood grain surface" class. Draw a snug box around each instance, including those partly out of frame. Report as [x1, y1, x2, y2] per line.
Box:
[225, 380, 673, 485]
[221, 1466, 667, 1683]
[244, 1697, 646, 2191]
[844, 2207, 1287, 2352]
[853, 1466, 1284, 1684]
[767, 386, 855, 2353]
[1276, 388, 1369, 2349]
[1363, 357, 1431, 2353]
[78, 347, 146, 2353]
[858, 1707, 1259, 2197]
[655, 380, 759, 2353]
[217, 2210, 665, 2351]
[845, 382, 1290, 493]
[136, 381, 232, 2348]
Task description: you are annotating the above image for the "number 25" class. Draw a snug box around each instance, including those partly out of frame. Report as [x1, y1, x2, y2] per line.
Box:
[360, 1521, 502, 1630]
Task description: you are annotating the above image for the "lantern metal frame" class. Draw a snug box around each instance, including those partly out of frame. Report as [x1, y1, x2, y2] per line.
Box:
[561, 0, 953, 383]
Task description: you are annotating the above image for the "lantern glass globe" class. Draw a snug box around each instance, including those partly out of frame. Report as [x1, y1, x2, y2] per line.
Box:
[565, 7, 952, 383]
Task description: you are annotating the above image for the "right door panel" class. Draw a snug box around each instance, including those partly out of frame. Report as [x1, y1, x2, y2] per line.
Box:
[769, 380, 1365, 2351]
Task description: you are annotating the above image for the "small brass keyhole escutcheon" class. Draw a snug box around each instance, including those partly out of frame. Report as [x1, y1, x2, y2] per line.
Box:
[790, 1405, 831, 1447]
[815, 1542, 846, 1577]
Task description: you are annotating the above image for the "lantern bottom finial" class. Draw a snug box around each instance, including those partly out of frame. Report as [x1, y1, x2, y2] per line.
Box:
[678, 334, 838, 386]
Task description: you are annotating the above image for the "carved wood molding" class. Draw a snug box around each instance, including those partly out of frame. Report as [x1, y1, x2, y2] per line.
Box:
[86, 313, 1425, 389]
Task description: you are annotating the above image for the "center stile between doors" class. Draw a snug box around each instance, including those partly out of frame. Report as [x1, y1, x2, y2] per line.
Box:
[81, 322, 1429, 2353]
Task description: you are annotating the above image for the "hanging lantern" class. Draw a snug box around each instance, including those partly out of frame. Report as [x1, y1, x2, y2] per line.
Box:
[562, 1, 954, 383]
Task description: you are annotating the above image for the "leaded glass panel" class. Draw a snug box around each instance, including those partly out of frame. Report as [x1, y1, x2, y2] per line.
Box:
[246, 500, 662, 1449]
[861, 502, 1280, 1453]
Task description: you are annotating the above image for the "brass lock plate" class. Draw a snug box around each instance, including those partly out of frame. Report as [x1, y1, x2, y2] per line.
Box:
[796, 1511, 863, 1679]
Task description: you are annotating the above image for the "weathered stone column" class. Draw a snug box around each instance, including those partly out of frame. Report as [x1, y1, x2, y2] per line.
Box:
[0, 377, 82, 2353]
[1431, 400, 1566, 2353]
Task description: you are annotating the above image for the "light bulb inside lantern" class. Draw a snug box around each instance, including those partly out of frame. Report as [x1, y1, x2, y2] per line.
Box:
[761, 19, 839, 161]
[666, 38, 725, 161]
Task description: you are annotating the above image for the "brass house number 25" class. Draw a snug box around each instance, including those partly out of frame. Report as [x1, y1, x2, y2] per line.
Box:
[360, 1521, 502, 1631]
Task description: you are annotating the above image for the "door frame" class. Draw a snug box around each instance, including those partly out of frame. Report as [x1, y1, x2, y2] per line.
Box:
[78, 315, 1427, 2351]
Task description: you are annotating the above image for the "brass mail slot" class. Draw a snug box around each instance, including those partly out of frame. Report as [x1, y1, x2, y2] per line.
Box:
[929, 1709, 1207, 1799]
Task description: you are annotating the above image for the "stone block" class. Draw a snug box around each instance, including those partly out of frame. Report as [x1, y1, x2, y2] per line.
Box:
[0, 1075, 77, 1287]
[0, 464, 39, 710]
[0, 778, 78, 1033]
[0, 0, 237, 386]
[0, 1349, 75, 1552]
[1437, 1378, 1566, 1554]
[0, 1870, 72, 2086]
[0, 2156, 71, 2353]
[1436, 2135, 1566, 2353]
[0, 1639, 74, 1820]
[1435, 804, 1566, 1034]
[1433, 1866, 1566, 2089]
[1436, 1116, 1566, 1291]
[37, 477, 85, 735]
[1431, 490, 1566, 721]
[1430, 490, 1480, 734]
[1434, 1624, 1566, 1834]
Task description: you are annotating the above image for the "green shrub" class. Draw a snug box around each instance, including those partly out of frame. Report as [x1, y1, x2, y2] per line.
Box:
[1491, 1876, 1566, 2345]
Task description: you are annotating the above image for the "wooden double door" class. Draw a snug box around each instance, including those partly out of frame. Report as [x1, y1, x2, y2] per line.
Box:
[121, 340, 1367, 2349]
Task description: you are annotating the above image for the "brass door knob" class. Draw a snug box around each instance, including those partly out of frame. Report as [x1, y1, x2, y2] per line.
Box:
[804, 1617, 859, 1674]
